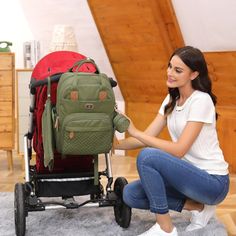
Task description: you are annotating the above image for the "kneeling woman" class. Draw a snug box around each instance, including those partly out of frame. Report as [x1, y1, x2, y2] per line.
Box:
[114, 46, 229, 236]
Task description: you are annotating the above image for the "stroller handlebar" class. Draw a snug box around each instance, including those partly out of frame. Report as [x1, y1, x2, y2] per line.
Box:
[30, 74, 117, 93]
[30, 74, 61, 90]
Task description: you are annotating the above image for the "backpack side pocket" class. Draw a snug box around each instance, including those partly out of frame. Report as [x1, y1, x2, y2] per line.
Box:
[113, 113, 130, 133]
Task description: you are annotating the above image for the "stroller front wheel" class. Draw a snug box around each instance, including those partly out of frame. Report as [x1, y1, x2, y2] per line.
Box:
[113, 177, 131, 228]
[14, 183, 26, 236]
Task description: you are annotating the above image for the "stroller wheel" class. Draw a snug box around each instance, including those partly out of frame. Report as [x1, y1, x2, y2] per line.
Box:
[113, 177, 131, 228]
[14, 183, 26, 236]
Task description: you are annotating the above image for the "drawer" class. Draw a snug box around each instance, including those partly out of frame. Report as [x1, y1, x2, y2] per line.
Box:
[0, 117, 12, 132]
[0, 71, 13, 86]
[0, 53, 13, 70]
[0, 86, 12, 101]
[0, 102, 13, 116]
[0, 132, 13, 148]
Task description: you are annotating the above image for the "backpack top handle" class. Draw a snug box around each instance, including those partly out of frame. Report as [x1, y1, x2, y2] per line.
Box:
[68, 58, 100, 74]
[68, 58, 117, 87]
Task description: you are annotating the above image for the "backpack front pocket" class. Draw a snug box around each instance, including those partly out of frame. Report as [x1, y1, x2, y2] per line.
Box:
[60, 113, 113, 155]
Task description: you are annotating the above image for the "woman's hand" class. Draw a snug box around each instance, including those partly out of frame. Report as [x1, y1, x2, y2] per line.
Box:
[127, 119, 139, 137]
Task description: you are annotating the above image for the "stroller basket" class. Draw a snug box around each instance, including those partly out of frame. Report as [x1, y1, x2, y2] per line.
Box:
[35, 172, 98, 198]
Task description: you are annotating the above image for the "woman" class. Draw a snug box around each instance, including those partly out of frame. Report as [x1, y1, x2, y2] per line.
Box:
[114, 46, 229, 236]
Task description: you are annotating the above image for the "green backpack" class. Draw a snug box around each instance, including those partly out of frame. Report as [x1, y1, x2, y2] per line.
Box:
[42, 58, 129, 169]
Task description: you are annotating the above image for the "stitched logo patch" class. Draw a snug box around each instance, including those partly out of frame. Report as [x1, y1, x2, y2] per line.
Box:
[70, 91, 79, 101]
[99, 91, 107, 101]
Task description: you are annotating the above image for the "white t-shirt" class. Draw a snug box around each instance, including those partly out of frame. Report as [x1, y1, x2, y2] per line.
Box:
[159, 90, 228, 175]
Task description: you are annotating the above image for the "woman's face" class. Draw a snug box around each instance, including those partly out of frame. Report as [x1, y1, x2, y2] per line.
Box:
[166, 55, 197, 89]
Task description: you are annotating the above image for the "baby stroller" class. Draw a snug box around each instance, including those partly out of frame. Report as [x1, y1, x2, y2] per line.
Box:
[14, 51, 131, 236]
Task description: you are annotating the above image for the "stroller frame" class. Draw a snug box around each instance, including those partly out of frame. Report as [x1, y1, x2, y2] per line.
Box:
[14, 72, 131, 236]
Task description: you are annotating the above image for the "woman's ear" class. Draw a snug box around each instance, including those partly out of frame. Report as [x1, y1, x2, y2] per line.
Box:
[191, 71, 199, 80]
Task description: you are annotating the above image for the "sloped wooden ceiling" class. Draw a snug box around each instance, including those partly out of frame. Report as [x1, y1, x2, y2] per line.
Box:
[88, 0, 236, 173]
[88, 0, 184, 104]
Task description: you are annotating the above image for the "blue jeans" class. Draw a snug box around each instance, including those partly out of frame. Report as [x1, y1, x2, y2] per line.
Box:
[123, 148, 229, 214]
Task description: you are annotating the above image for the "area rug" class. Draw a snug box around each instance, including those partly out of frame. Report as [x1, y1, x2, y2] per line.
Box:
[0, 192, 227, 236]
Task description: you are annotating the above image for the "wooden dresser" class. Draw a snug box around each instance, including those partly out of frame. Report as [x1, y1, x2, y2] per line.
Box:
[0, 52, 15, 171]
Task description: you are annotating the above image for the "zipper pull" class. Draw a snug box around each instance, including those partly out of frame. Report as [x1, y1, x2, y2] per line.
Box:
[54, 116, 59, 131]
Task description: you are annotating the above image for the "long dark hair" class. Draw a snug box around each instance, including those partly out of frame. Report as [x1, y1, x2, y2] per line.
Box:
[164, 46, 217, 118]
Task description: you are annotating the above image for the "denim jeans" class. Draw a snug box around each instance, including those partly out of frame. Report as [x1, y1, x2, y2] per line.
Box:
[123, 148, 229, 214]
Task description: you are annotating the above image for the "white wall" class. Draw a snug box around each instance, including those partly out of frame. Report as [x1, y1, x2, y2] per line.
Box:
[0, 0, 33, 60]
[172, 0, 236, 52]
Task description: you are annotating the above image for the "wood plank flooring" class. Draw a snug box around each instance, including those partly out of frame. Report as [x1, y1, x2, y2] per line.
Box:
[0, 150, 235, 235]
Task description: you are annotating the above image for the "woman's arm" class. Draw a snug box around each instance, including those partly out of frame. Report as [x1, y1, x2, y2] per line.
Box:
[114, 113, 167, 150]
[128, 121, 204, 158]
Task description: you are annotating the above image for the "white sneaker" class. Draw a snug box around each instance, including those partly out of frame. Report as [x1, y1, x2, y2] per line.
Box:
[138, 223, 178, 236]
[186, 204, 216, 231]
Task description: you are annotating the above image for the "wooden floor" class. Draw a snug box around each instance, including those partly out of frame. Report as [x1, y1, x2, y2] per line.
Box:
[0, 150, 235, 235]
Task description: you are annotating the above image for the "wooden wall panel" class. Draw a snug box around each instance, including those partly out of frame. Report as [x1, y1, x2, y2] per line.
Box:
[205, 52, 236, 171]
[126, 102, 171, 157]
[217, 107, 236, 173]
[88, 0, 236, 172]
[205, 52, 236, 107]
